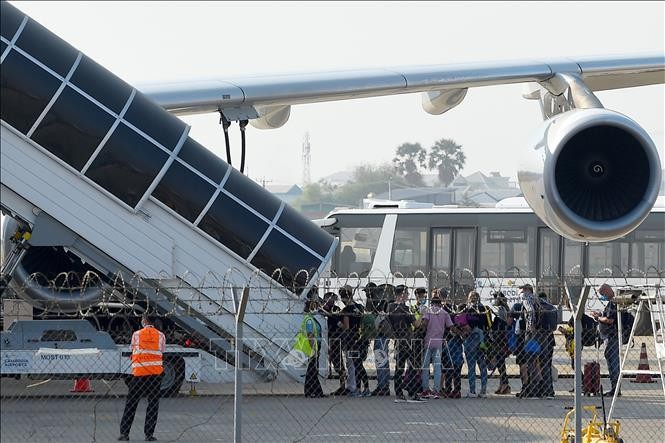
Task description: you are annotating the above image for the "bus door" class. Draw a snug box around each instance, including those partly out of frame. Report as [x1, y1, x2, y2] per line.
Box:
[431, 228, 476, 303]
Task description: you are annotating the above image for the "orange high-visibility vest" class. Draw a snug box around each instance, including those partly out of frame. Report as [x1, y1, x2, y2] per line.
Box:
[131, 326, 165, 377]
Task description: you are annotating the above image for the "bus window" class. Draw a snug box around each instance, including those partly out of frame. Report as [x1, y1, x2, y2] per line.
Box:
[337, 227, 381, 277]
[538, 228, 561, 301]
[432, 229, 451, 271]
[391, 228, 427, 277]
[480, 228, 534, 277]
[431, 229, 452, 290]
[454, 229, 477, 300]
[538, 228, 560, 277]
[630, 230, 665, 276]
[588, 238, 629, 277]
[454, 229, 476, 277]
[563, 239, 583, 276]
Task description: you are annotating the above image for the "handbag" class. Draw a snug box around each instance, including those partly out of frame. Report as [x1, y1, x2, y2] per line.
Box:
[524, 337, 541, 354]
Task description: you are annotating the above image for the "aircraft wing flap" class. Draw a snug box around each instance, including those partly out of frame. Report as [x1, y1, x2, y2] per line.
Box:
[577, 55, 665, 91]
[396, 60, 551, 90]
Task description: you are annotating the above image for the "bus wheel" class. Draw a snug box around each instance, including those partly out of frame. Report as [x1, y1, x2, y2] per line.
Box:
[160, 356, 185, 398]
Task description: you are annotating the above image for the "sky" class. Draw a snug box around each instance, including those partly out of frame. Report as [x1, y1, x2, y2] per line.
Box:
[8, 1, 665, 186]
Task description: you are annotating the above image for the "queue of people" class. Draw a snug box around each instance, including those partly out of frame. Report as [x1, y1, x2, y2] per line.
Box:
[302, 282, 620, 401]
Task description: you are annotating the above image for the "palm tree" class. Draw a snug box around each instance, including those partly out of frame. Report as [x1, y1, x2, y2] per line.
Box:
[427, 138, 466, 187]
[393, 142, 426, 186]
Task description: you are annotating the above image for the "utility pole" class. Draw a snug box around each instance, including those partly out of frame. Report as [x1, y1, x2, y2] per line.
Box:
[257, 177, 272, 188]
[302, 132, 311, 186]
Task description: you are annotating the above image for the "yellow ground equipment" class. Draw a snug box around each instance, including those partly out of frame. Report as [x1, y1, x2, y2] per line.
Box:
[560, 405, 622, 443]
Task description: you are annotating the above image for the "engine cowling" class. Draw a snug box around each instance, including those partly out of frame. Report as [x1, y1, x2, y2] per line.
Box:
[519, 108, 662, 242]
[2, 217, 105, 312]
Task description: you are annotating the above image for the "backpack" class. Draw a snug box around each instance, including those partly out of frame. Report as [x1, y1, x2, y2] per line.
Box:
[620, 311, 634, 345]
[359, 313, 377, 341]
[377, 316, 394, 339]
[580, 314, 599, 347]
[294, 314, 320, 358]
[313, 317, 322, 342]
[536, 299, 558, 332]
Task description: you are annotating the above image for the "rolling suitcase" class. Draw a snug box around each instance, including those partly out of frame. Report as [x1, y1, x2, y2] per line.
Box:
[583, 361, 601, 396]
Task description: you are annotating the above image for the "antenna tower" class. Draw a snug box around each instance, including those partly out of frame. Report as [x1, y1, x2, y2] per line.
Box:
[302, 132, 311, 185]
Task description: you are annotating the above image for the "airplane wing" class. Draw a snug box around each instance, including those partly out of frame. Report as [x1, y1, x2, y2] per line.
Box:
[140, 54, 665, 121]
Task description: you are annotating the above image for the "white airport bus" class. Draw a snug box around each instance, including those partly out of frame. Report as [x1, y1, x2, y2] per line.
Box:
[317, 197, 665, 312]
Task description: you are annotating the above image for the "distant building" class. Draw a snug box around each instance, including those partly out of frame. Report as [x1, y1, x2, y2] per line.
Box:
[320, 170, 353, 187]
[374, 170, 520, 207]
[265, 184, 303, 205]
[374, 187, 455, 205]
[300, 202, 340, 219]
[449, 171, 521, 206]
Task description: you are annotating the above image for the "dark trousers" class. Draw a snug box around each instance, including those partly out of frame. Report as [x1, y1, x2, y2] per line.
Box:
[604, 337, 620, 390]
[305, 350, 324, 397]
[539, 332, 555, 396]
[497, 358, 509, 387]
[393, 339, 412, 396]
[120, 374, 162, 438]
[524, 332, 541, 395]
[328, 336, 346, 388]
[355, 339, 370, 391]
[444, 364, 462, 394]
[412, 337, 423, 370]
[444, 339, 463, 395]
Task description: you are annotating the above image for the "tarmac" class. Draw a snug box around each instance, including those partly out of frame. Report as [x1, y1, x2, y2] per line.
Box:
[1, 376, 663, 443]
[1, 335, 663, 442]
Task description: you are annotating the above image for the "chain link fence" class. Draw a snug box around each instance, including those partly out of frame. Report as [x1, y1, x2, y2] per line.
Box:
[1, 268, 663, 442]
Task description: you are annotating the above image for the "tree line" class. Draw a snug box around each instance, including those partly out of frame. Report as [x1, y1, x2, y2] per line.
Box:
[295, 138, 466, 208]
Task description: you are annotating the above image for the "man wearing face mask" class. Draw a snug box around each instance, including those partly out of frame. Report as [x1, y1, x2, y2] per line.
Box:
[592, 284, 621, 397]
[119, 314, 166, 441]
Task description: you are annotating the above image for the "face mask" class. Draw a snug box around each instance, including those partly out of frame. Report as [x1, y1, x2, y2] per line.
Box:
[599, 295, 609, 302]
[419, 299, 427, 305]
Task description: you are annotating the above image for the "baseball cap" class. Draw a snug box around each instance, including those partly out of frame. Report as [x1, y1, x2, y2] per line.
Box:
[395, 284, 407, 295]
[362, 282, 378, 292]
[518, 283, 534, 292]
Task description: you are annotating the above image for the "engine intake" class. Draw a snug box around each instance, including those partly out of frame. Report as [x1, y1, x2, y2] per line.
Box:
[519, 108, 661, 242]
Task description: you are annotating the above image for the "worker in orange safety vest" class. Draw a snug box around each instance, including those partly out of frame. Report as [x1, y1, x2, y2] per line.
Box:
[119, 314, 166, 441]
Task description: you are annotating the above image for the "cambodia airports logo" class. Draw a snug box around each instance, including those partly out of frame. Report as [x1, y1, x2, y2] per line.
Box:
[2, 353, 30, 370]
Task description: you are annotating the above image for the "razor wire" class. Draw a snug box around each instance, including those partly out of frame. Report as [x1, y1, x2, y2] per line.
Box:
[1, 267, 664, 442]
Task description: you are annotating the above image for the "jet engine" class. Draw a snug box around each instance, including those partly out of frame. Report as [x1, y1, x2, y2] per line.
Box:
[519, 108, 661, 242]
[2, 217, 105, 312]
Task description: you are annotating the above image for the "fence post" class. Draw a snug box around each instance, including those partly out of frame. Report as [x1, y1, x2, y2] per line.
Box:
[573, 285, 591, 443]
[234, 287, 250, 443]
